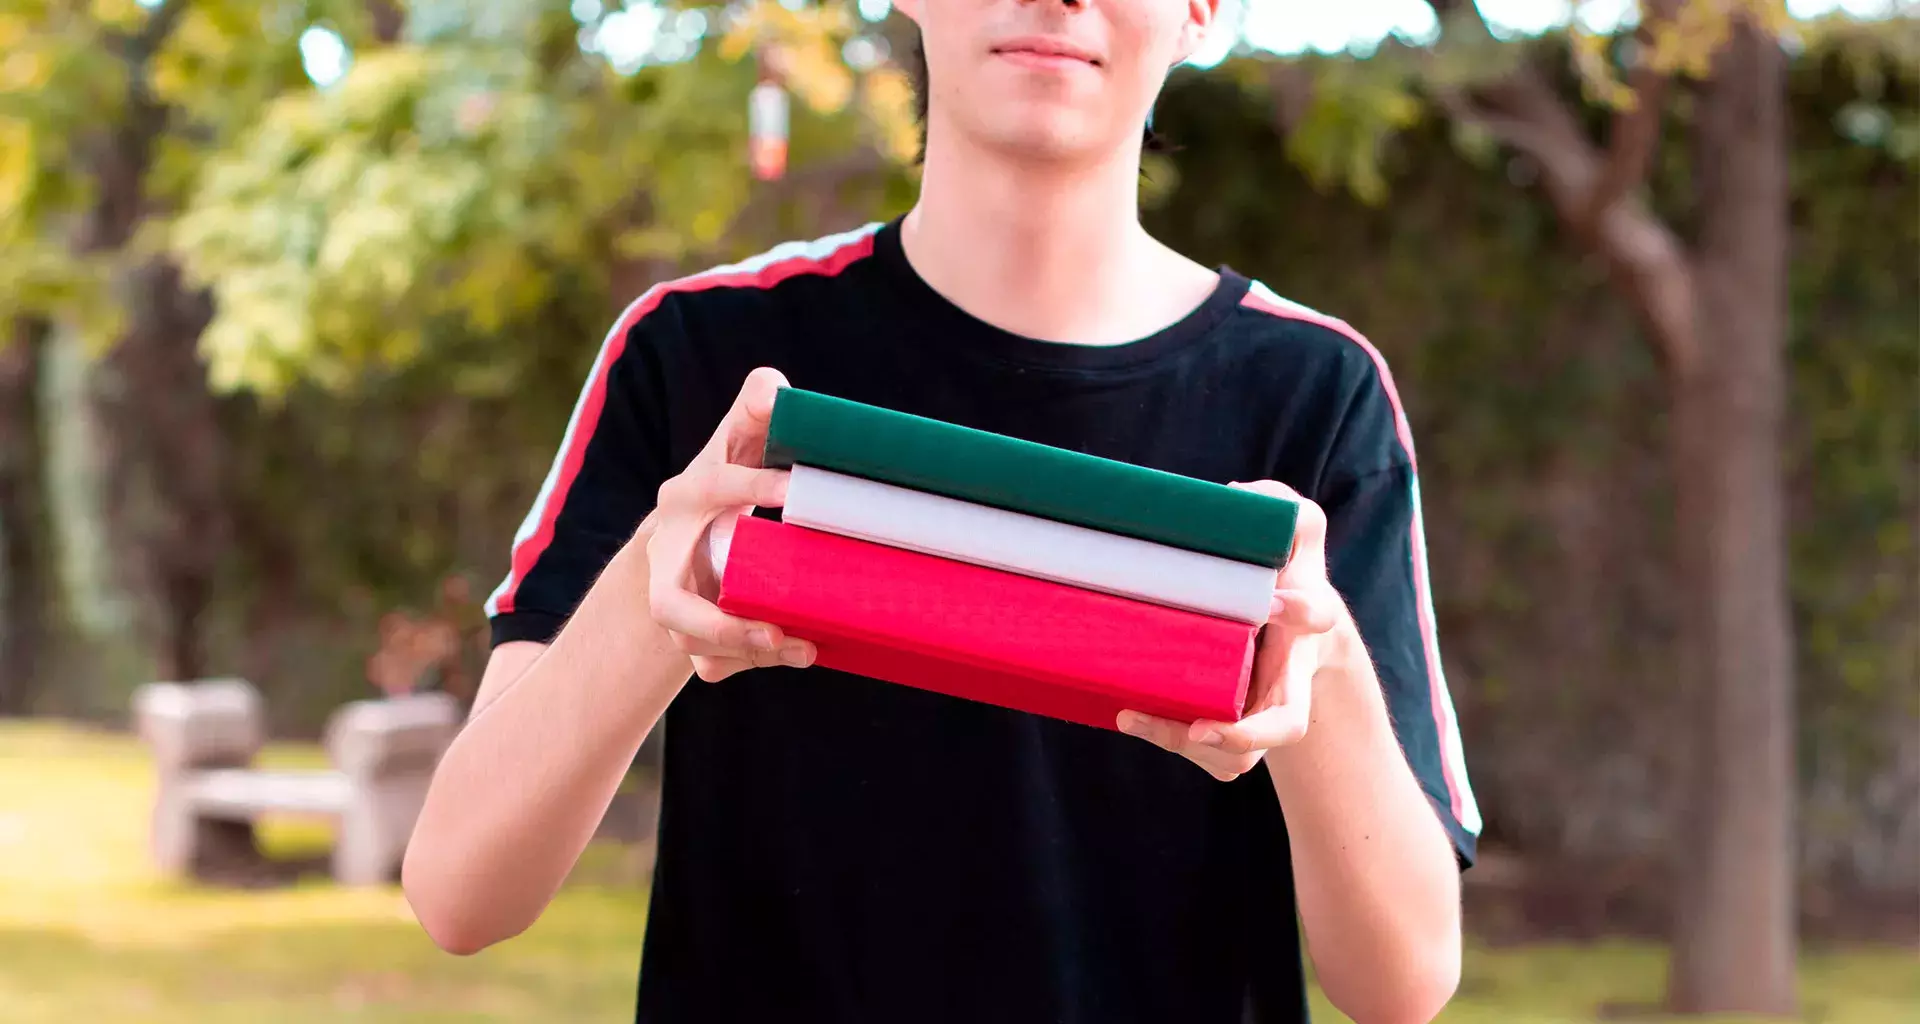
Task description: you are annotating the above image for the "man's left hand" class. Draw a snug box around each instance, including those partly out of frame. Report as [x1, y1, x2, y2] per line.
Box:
[1117, 479, 1347, 781]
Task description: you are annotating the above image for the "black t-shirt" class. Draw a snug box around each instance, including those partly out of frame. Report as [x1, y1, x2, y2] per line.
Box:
[486, 219, 1479, 1024]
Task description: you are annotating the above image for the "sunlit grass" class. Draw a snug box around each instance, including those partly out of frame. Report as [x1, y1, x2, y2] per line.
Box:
[0, 720, 1912, 1022]
[0, 720, 649, 1022]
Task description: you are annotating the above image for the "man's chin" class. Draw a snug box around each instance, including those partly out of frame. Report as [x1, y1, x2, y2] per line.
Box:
[969, 117, 1115, 165]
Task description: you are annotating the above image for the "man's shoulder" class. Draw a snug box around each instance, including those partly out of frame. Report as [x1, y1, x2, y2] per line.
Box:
[619, 222, 887, 337]
[1233, 277, 1420, 476]
[1227, 278, 1388, 383]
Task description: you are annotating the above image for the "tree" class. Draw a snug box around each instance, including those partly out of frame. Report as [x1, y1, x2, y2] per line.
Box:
[1270, 0, 1819, 1012]
[0, 316, 53, 714]
[1444, 7, 1796, 1013]
[0, 0, 117, 708]
[0, 0, 498, 681]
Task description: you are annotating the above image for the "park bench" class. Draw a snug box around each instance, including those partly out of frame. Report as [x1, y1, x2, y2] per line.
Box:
[133, 678, 459, 886]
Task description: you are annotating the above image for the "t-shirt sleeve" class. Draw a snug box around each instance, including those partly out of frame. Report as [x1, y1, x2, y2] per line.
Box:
[485, 296, 678, 647]
[1315, 352, 1482, 868]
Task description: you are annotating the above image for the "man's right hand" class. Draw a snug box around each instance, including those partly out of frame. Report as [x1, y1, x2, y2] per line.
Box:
[644, 366, 816, 681]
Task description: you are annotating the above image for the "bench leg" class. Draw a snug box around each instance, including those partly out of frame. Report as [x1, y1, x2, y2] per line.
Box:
[152, 786, 259, 878]
[333, 805, 393, 886]
[151, 784, 195, 875]
[153, 793, 260, 879]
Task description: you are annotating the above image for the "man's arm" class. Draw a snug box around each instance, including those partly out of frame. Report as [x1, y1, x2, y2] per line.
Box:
[1121, 473, 1468, 1023]
[1266, 615, 1463, 1023]
[404, 367, 807, 954]
[403, 531, 692, 954]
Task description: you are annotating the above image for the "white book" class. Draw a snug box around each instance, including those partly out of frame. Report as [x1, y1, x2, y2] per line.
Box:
[779, 464, 1277, 625]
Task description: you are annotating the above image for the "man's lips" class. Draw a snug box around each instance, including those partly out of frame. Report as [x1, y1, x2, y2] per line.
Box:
[991, 37, 1102, 71]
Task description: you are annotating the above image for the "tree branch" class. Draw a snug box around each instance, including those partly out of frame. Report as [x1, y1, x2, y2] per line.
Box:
[131, 0, 192, 60]
[1430, 78, 1570, 166]
[1580, 59, 1669, 227]
[1578, 0, 1684, 228]
[1429, 0, 1678, 233]
[1422, 1, 1700, 376]
[81, 1, 191, 254]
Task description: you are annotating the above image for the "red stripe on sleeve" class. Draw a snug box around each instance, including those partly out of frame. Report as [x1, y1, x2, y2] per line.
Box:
[1240, 290, 1468, 825]
[492, 230, 878, 616]
[1241, 291, 1418, 472]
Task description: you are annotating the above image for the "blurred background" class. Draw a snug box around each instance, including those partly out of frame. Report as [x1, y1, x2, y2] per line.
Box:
[0, 0, 1915, 1021]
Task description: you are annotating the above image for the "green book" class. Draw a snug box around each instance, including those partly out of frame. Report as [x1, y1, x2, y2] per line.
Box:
[762, 387, 1299, 568]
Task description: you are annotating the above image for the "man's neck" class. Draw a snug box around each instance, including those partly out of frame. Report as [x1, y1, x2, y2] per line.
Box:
[900, 129, 1217, 346]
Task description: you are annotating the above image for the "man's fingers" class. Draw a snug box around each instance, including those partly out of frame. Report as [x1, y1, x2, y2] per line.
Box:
[671, 631, 772, 660]
[652, 582, 766, 650]
[1186, 626, 1317, 754]
[1118, 712, 1264, 782]
[1197, 699, 1310, 755]
[674, 630, 816, 669]
[1116, 711, 1186, 753]
[691, 647, 810, 682]
[641, 365, 808, 687]
[654, 582, 818, 668]
[702, 366, 791, 466]
[1229, 479, 1327, 563]
[1219, 633, 1318, 751]
[657, 468, 778, 606]
[1269, 588, 1340, 634]
[649, 511, 814, 661]
[659, 464, 789, 515]
[1229, 478, 1301, 501]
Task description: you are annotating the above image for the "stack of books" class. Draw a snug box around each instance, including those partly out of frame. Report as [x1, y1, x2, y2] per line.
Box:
[713, 388, 1300, 731]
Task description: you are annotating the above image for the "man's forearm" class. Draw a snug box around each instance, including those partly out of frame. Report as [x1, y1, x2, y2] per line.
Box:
[404, 534, 692, 953]
[1266, 617, 1462, 1022]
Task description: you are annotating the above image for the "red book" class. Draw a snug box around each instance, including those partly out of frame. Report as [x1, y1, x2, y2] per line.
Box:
[717, 517, 1258, 731]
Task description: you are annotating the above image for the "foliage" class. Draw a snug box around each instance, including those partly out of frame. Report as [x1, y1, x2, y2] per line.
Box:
[0, 2, 115, 337]
[0, 0, 383, 348]
[168, 0, 914, 394]
[1779, 52, 1920, 826]
[1242, 1, 1920, 209]
[0, 1, 914, 378]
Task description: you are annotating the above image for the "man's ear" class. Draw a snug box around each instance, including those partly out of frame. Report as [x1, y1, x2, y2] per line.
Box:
[1172, 0, 1220, 65]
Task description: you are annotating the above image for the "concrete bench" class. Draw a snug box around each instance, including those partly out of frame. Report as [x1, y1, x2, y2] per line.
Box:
[133, 678, 459, 886]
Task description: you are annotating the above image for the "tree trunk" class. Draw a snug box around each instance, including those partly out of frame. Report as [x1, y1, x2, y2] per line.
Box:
[75, 11, 228, 685]
[1666, 18, 1797, 1015]
[0, 318, 55, 714]
[1411, 5, 1799, 1008]
[90, 260, 225, 683]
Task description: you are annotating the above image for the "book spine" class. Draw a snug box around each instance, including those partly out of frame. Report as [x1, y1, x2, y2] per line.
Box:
[782, 465, 1277, 624]
[764, 388, 1298, 567]
[717, 517, 1256, 727]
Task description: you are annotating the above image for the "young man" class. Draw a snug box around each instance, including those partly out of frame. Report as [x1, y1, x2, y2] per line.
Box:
[402, 0, 1479, 1021]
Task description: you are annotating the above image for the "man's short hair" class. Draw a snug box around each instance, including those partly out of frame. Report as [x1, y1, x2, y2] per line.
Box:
[903, 33, 1169, 164]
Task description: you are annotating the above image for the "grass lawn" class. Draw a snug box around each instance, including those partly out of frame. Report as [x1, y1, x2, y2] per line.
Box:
[1, 720, 1913, 1022]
